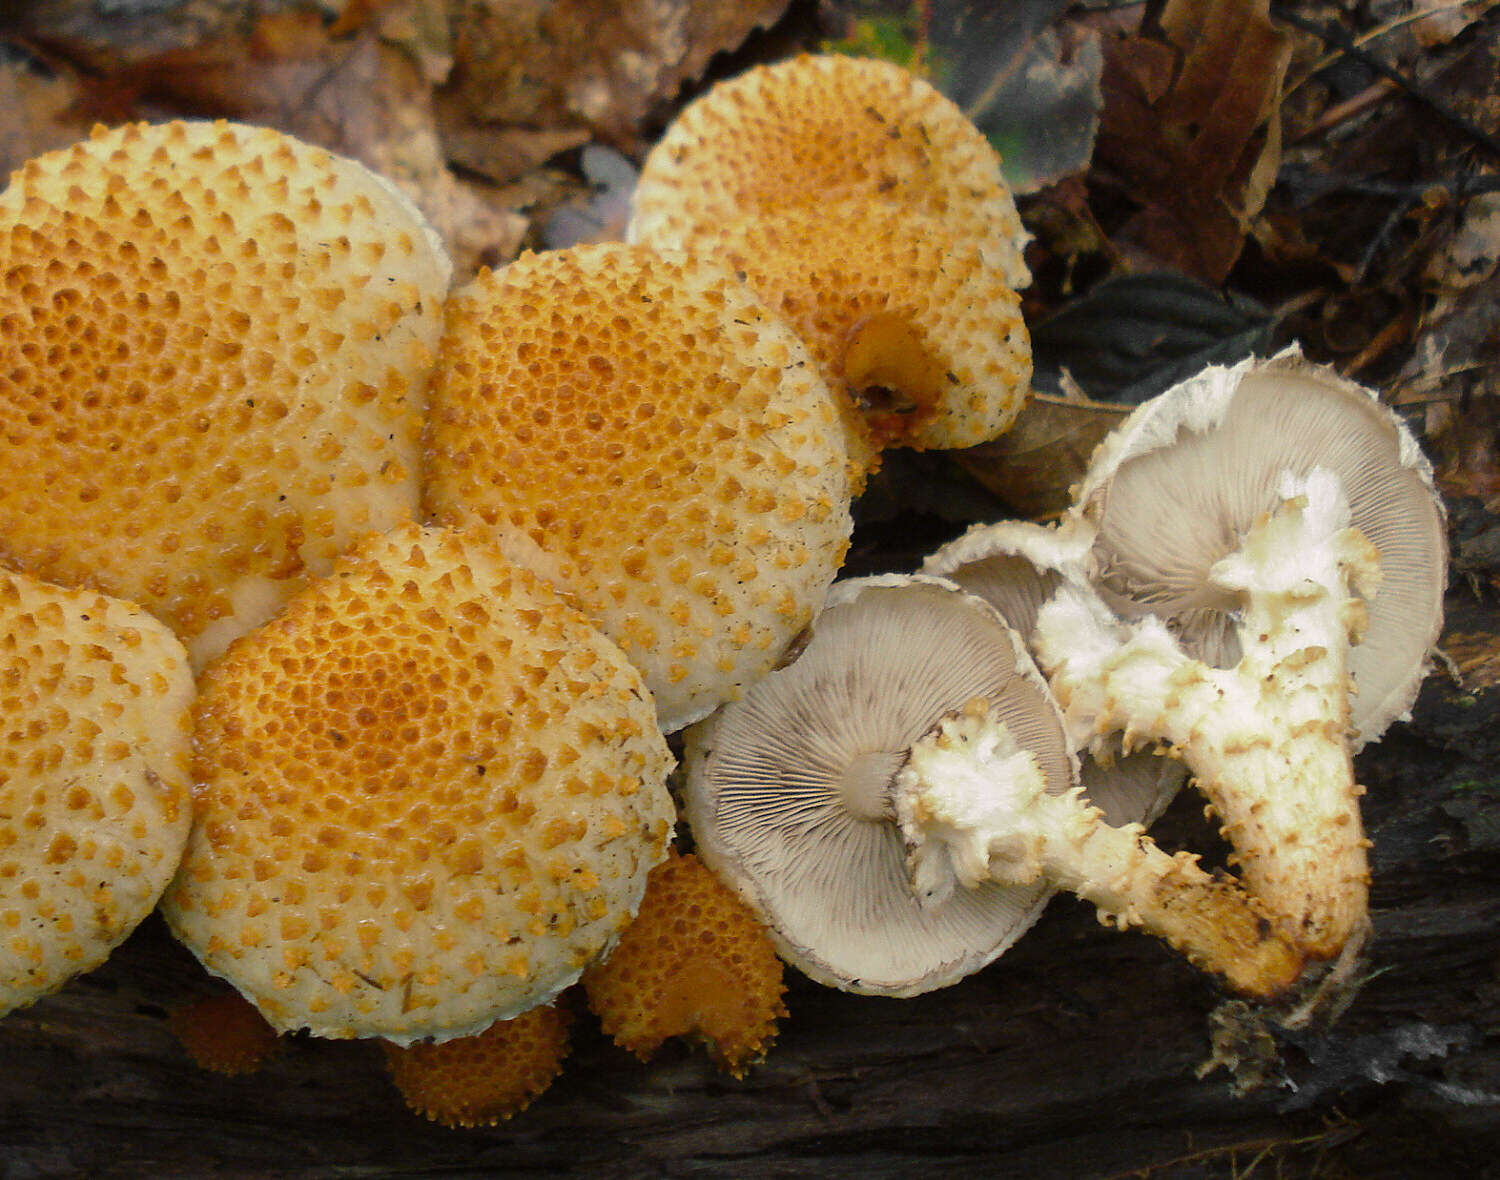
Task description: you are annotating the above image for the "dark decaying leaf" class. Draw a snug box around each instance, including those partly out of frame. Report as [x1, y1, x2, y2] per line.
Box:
[927, 0, 1103, 195]
[954, 391, 1129, 520]
[438, 0, 790, 177]
[822, 0, 1103, 193]
[1028, 271, 1273, 403]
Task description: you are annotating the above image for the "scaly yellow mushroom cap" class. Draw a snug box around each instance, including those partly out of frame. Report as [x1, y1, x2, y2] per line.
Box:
[423, 242, 853, 733]
[161, 524, 675, 1044]
[629, 53, 1030, 290]
[0, 120, 452, 668]
[583, 849, 787, 1077]
[383, 1003, 573, 1128]
[679, 198, 1031, 477]
[0, 568, 194, 1016]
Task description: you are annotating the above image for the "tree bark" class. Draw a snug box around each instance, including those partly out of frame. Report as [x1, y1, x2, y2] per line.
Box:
[1, 591, 1498, 1180]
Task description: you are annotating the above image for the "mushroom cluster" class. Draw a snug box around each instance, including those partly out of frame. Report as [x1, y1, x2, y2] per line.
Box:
[0, 48, 1450, 1129]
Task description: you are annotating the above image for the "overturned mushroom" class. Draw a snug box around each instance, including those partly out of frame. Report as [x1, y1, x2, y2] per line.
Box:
[1037, 351, 1447, 961]
[629, 53, 1031, 290]
[162, 524, 674, 1044]
[0, 568, 194, 1016]
[684, 576, 1302, 1000]
[0, 120, 451, 667]
[423, 242, 853, 732]
[1076, 349, 1446, 749]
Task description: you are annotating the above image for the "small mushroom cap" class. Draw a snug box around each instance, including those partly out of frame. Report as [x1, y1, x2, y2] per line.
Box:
[423, 242, 853, 733]
[0, 568, 194, 1016]
[161, 524, 675, 1044]
[583, 848, 787, 1077]
[169, 991, 283, 1076]
[924, 519, 1186, 828]
[1075, 348, 1447, 746]
[683, 574, 1077, 997]
[630, 54, 1030, 290]
[382, 1003, 573, 1128]
[644, 199, 1031, 474]
[0, 120, 452, 668]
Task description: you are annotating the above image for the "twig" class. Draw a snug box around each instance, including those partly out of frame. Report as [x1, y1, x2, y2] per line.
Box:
[1278, 165, 1500, 203]
[1283, 0, 1500, 96]
[1269, 4, 1500, 162]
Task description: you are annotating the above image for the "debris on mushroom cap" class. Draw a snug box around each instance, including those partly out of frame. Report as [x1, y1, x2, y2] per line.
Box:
[423, 242, 854, 733]
[169, 991, 283, 1076]
[629, 53, 1031, 291]
[1035, 469, 1381, 962]
[1074, 347, 1446, 749]
[923, 516, 1187, 831]
[161, 524, 675, 1044]
[686, 574, 1304, 1000]
[682, 575, 1069, 997]
[383, 1003, 572, 1128]
[583, 849, 787, 1077]
[0, 120, 453, 669]
[0, 568, 194, 1017]
[646, 198, 1031, 479]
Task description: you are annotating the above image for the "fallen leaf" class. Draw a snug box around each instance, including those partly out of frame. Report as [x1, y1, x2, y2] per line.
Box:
[955, 390, 1128, 520]
[1093, 0, 1294, 282]
[437, 0, 790, 179]
[932, 1, 1103, 194]
[1026, 271, 1272, 402]
[0, 57, 95, 180]
[1440, 629, 1500, 690]
[541, 144, 637, 248]
[822, 0, 1104, 193]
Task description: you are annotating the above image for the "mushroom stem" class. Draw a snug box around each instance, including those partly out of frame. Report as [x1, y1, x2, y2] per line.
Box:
[896, 700, 1305, 1000]
[1036, 469, 1379, 960]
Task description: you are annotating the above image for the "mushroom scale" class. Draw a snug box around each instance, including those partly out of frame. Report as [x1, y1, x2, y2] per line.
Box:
[0, 120, 452, 668]
[658, 198, 1032, 479]
[924, 518, 1187, 832]
[423, 242, 853, 733]
[629, 53, 1031, 291]
[161, 524, 675, 1044]
[0, 568, 194, 1017]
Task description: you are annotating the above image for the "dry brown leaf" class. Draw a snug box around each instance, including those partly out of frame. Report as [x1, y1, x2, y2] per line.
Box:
[1094, 0, 1294, 282]
[53, 5, 520, 273]
[437, 0, 790, 181]
[0, 61, 96, 181]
